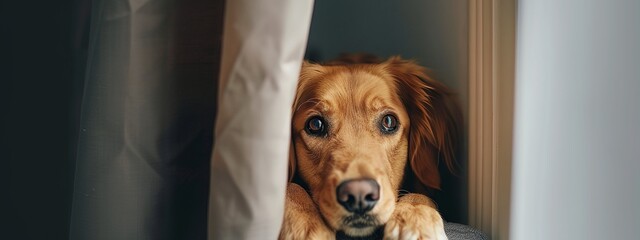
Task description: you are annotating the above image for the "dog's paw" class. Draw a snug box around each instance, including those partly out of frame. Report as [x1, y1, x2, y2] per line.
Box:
[279, 183, 335, 240]
[383, 202, 447, 240]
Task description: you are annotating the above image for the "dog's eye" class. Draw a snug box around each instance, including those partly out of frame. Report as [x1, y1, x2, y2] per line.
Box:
[380, 114, 398, 134]
[305, 116, 328, 137]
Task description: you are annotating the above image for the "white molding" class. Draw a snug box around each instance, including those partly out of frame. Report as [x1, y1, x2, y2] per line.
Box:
[468, 0, 516, 239]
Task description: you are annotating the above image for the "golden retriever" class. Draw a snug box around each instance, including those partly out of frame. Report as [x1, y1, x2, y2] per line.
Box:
[280, 55, 461, 240]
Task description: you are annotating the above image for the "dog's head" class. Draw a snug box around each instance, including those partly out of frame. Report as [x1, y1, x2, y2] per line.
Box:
[289, 56, 460, 237]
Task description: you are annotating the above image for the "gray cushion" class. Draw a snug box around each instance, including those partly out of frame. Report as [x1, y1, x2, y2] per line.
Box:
[444, 222, 489, 240]
[335, 222, 488, 240]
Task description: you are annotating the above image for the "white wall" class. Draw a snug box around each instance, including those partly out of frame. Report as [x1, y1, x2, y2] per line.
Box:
[511, 0, 640, 239]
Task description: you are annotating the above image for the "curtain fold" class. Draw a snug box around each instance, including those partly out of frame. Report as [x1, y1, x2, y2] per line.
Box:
[70, 0, 223, 239]
[208, 0, 314, 239]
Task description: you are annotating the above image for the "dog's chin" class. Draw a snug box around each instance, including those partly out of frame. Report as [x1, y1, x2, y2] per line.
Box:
[339, 214, 381, 237]
[342, 226, 378, 237]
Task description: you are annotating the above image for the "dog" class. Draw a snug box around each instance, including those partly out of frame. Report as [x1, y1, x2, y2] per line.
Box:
[280, 55, 461, 240]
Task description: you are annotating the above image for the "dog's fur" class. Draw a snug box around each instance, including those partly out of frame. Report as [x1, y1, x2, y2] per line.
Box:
[280, 55, 461, 240]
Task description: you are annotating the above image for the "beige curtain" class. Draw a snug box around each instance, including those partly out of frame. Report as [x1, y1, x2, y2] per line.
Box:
[208, 0, 314, 239]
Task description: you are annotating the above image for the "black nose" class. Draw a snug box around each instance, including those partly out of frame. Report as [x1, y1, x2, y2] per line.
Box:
[336, 179, 380, 213]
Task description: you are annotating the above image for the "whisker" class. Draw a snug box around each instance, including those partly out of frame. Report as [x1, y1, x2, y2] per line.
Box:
[295, 98, 322, 112]
[397, 189, 410, 196]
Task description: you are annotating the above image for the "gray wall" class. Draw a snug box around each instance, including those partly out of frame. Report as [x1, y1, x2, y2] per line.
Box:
[305, 0, 469, 223]
[511, 0, 640, 239]
[306, 0, 468, 102]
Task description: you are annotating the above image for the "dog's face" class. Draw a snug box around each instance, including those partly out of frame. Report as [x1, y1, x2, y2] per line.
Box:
[290, 57, 459, 237]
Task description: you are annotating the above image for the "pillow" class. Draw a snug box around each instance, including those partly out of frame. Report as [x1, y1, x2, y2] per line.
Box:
[444, 222, 489, 240]
[335, 222, 488, 240]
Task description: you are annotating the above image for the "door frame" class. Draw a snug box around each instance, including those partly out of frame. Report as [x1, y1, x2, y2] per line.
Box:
[467, 0, 516, 239]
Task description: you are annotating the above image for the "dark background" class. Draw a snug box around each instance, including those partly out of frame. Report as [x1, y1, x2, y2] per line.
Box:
[4, 0, 225, 239]
[4, 0, 81, 239]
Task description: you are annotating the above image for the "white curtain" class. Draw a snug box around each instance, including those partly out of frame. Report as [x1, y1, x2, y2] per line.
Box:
[511, 0, 640, 239]
[209, 0, 314, 239]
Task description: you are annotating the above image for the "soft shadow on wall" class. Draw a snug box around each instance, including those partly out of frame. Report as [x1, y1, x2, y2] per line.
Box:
[305, 0, 470, 224]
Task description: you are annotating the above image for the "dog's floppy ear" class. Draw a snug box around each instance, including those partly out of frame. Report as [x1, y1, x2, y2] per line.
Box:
[384, 56, 462, 190]
[288, 61, 326, 182]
